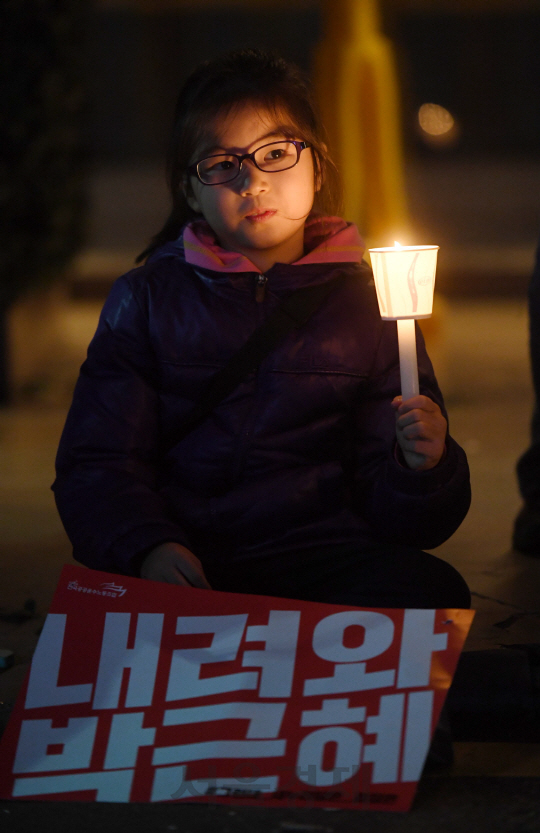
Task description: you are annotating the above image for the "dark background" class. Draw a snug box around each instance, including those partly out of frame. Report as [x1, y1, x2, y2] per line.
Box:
[83, 5, 540, 163]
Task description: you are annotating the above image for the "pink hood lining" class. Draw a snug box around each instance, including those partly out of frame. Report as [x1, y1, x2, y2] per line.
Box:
[183, 215, 365, 273]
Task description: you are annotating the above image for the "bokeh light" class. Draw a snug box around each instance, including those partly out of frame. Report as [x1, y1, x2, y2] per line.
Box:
[417, 103, 459, 147]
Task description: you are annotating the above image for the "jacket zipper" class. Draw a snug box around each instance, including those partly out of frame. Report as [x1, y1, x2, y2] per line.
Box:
[229, 274, 267, 483]
[255, 274, 268, 302]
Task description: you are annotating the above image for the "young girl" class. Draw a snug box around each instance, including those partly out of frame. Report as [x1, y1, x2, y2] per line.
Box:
[54, 49, 471, 609]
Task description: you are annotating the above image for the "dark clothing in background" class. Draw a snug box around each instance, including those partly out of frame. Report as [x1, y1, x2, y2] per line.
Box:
[516, 240, 540, 504]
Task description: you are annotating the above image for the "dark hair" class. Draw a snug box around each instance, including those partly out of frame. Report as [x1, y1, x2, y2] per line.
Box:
[136, 49, 343, 263]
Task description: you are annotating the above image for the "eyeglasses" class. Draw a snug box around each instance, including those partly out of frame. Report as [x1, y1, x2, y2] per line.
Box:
[188, 140, 311, 186]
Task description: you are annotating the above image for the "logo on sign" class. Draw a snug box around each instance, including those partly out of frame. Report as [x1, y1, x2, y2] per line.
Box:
[66, 579, 127, 598]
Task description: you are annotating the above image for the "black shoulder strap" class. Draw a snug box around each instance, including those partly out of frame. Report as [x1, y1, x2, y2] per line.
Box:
[172, 271, 350, 444]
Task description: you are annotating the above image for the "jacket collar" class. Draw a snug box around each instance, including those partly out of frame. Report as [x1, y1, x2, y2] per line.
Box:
[180, 214, 365, 274]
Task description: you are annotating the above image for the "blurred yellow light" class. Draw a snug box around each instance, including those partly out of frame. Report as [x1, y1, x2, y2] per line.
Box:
[418, 103, 455, 137]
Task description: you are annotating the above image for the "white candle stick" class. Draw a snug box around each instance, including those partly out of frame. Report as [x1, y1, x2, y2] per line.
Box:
[397, 319, 420, 400]
[368, 242, 439, 401]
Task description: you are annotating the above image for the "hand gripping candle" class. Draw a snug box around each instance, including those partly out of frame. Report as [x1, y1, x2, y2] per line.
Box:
[368, 242, 439, 400]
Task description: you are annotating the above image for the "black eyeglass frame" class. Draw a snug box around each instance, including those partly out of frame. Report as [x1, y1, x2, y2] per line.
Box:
[187, 140, 311, 186]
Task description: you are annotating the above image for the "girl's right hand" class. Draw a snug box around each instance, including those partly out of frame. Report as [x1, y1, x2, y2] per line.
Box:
[140, 542, 212, 588]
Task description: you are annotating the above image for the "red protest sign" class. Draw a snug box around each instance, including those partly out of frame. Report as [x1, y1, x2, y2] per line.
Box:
[0, 565, 473, 811]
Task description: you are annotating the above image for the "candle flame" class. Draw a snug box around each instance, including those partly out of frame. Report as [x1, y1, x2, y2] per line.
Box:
[394, 241, 403, 249]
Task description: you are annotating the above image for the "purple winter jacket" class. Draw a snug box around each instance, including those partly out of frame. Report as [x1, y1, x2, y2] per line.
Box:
[53, 217, 470, 577]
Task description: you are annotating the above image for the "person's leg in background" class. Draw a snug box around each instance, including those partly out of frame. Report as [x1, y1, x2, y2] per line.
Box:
[514, 238, 540, 554]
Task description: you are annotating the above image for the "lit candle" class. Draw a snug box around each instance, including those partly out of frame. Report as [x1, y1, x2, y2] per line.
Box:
[368, 241, 439, 400]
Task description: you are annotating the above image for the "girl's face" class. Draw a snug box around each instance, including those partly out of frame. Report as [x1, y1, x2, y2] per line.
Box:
[186, 104, 317, 272]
